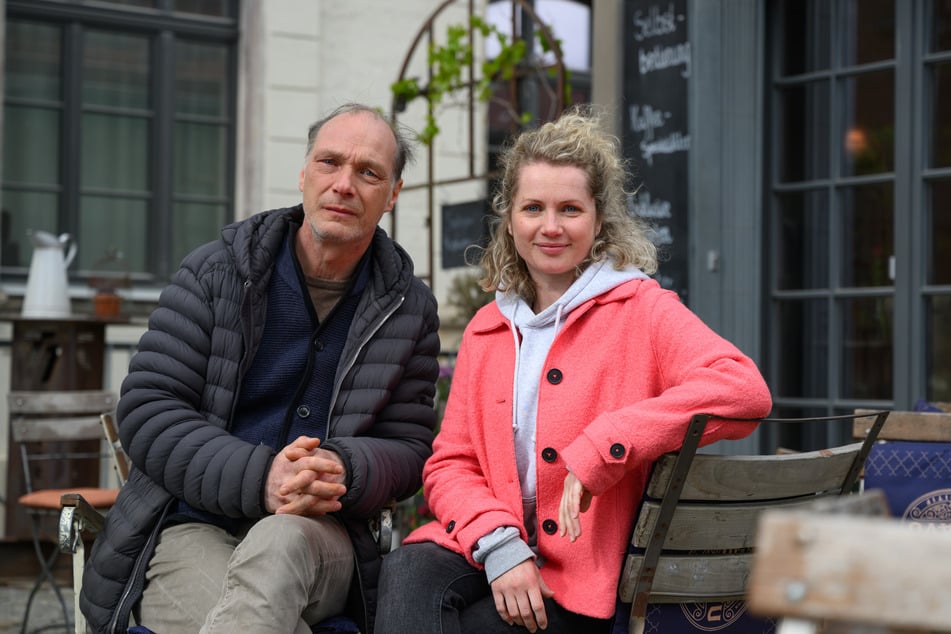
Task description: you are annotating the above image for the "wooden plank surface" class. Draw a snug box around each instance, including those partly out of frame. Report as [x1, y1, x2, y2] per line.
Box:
[11, 416, 103, 443]
[632, 494, 843, 550]
[619, 552, 752, 602]
[647, 444, 865, 501]
[748, 511, 951, 631]
[8, 390, 116, 415]
[854, 409, 951, 442]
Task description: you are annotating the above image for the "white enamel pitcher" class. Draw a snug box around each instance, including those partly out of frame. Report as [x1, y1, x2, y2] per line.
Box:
[21, 230, 77, 318]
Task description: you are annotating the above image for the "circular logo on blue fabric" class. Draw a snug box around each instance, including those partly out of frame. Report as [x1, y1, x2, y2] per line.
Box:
[904, 488, 951, 526]
[679, 602, 748, 631]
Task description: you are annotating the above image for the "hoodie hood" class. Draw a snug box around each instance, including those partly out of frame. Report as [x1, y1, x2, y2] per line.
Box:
[495, 258, 649, 329]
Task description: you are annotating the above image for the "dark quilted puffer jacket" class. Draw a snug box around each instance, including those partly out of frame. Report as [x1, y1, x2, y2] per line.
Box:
[80, 205, 440, 633]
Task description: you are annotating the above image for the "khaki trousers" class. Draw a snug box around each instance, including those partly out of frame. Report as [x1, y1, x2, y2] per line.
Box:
[138, 514, 354, 634]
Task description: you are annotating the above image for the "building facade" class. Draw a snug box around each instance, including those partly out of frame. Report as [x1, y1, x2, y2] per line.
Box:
[0, 0, 948, 535]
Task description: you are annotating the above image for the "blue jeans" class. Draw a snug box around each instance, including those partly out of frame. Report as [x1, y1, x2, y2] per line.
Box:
[375, 541, 613, 634]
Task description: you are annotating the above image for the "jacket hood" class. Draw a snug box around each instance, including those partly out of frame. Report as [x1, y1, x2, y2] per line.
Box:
[220, 206, 300, 290]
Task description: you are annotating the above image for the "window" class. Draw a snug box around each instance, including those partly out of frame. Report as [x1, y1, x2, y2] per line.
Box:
[767, 0, 951, 447]
[484, 0, 592, 176]
[2, 0, 237, 287]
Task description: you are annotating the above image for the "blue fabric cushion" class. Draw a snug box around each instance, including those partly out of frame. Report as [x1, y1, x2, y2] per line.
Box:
[864, 440, 951, 521]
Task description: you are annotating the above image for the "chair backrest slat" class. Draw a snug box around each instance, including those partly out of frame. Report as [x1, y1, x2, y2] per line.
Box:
[631, 492, 844, 552]
[12, 416, 104, 443]
[647, 442, 868, 501]
[9, 390, 117, 417]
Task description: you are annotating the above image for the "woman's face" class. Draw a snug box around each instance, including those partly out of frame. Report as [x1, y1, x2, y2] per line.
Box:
[509, 161, 601, 301]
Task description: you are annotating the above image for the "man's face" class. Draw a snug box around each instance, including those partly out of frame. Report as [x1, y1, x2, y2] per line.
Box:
[298, 111, 402, 248]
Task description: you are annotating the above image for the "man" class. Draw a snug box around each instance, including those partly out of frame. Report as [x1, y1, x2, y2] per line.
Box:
[80, 103, 440, 633]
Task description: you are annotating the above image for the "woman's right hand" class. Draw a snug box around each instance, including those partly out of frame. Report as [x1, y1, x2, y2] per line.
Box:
[490, 559, 555, 632]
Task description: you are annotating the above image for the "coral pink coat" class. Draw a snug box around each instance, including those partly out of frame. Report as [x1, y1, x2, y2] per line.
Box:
[404, 278, 772, 618]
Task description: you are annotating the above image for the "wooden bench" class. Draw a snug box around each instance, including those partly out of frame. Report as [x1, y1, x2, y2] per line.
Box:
[747, 488, 951, 634]
[617, 410, 889, 634]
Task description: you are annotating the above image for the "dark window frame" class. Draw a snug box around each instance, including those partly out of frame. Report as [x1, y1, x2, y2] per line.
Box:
[3, 0, 238, 286]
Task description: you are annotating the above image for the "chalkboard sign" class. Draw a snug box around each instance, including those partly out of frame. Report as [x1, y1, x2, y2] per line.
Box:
[441, 199, 491, 269]
[623, 0, 691, 302]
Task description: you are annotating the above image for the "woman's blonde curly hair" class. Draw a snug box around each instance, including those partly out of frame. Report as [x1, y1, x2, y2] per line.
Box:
[478, 106, 658, 305]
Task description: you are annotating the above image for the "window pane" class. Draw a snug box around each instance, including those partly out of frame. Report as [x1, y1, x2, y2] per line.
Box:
[176, 41, 229, 117]
[80, 114, 150, 191]
[840, 183, 893, 287]
[930, 62, 951, 168]
[175, 0, 234, 17]
[930, 0, 951, 53]
[777, 82, 830, 182]
[776, 190, 829, 290]
[840, 296, 892, 400]
[842, 0, 894, 66]
[1, 191, 59, 268]
[83, 31, 150, 109]
[79, 196, 148, 273]
[777, 299, 829, 398]
[487, 0, 591, 72]
[928, 295, 951, 401]
[5, 20, 61, 100]
[841, 70, 895, 177]
[2, 106, 60, 186]
[171, 202, 226, 268]
[174, 122, 227, 196]
[777, 0, 831, 75]
[929, 179, 951, 285]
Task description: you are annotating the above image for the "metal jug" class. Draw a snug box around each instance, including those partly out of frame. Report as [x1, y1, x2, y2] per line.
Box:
[21, 230, 77, 318]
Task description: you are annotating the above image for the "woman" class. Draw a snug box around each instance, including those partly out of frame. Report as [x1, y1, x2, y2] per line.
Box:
[375, 108, 772, 633]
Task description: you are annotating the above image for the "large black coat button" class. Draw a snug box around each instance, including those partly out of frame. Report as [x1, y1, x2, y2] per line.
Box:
[446, 520, 456, 533]
[542, 519, 558, 535]
[546, 368, 563, 384]
[541, 447, 557, 463]
[296, 405, 310, 418]
[610, 443, 625, 458]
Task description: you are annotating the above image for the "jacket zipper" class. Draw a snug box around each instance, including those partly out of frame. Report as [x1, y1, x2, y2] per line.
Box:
[325, 294, 404, 436]
[227, 279, 256, 428]
[109, 498, 174, 633]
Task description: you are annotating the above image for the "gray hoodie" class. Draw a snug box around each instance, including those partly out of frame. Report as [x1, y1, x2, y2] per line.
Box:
[472, 258, 649, 584]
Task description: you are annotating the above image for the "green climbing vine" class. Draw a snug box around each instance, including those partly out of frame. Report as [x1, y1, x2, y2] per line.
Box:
[391, 14, 570, 144]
